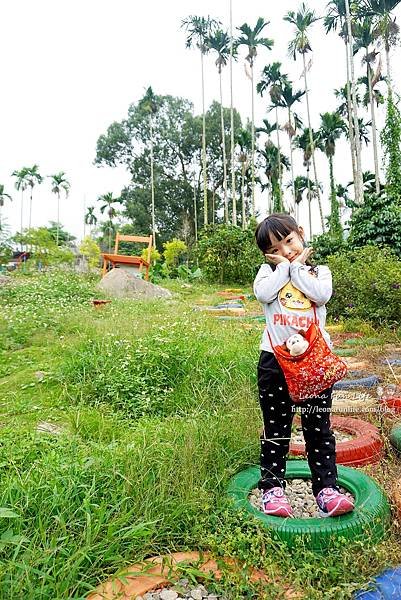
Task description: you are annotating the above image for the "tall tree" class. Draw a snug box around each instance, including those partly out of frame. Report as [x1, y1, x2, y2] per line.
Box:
[97, 192, 122, 252]
[361, 0, 401, 95]
[24, 165, 43, 229]
[0, 184, 12, 229]
[284, 3, 325, 231]
[236, 128, 252, 228]
[259, 140, 290, 213]
[12, 167, 29, 240]
[138, 87, 159, 246]
[274, 81, 305, 214]
[84, 206, 98, 236]
[229, 0, 236, 224]
[207, 29, 232, 223]
[257, 62, 288, 209]
[49, 172, 70, 245]
[236, 18, 274, 216]
[290, 175, 321, 238]
[181, 15, 220, 226]
[294, 126, 321, 231]
[317, 112, 347, 237]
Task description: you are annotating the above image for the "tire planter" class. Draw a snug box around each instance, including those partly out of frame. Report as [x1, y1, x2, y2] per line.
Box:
[343, 359, 370, 371]
[393, 478, 401, 524]
[381, 397, 401, 414]
[227, 461, 390, 552]
[326, 324, 344, 333]
[354, 567, 401, 599]
[216, 293, 246, 301]
[382, 358, 401, 367]
[334, 374, 380, 390]
[87, 551, 301, 600]
[389, 423, 401, 453]
[334, 348, 358, 357]
[289, 416, 383, 467]
[332, 390, 377, 413]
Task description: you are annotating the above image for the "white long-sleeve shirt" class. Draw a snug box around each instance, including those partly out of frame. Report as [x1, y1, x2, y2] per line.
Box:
[254, 262, 333, 353]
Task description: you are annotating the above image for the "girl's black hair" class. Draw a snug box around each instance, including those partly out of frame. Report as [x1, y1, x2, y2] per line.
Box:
[255, 212, 317, 273]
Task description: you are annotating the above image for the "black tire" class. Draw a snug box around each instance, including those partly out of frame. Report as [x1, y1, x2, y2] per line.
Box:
[227, 461, 390, 552]
[390, 423, 401, 454]
[334, 375, 380, 390]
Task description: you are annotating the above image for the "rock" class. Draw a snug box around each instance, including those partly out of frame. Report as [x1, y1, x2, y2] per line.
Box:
[36, 421, 63, 435]
[97, 268, 172, 300]
[190, 589, 203, 600]
[35, 371, 46, 381]
[160, 590, 178, 600]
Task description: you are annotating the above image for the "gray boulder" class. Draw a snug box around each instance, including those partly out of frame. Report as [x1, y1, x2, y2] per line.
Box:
[96, 268, 172, 299]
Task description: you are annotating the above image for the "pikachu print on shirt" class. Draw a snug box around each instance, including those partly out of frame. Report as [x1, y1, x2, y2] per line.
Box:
[279, 281, 312, 310]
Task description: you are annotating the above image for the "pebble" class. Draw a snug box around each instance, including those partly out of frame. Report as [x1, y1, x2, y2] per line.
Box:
[291, 427, 352, 445]
[143, 581, 224, 599]
[250, 479, 355, 518]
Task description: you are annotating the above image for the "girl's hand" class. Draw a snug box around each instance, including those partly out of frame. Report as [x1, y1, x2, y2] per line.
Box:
[292, 247, 314, 264]
[265, 254, 290, 265]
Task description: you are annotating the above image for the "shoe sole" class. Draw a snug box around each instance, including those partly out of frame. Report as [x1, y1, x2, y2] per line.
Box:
[263, 506, 294, 518]
[319, 503, 354, 518]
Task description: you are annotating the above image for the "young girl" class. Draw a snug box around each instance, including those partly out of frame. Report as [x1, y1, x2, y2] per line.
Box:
[254, 213, 354, 518]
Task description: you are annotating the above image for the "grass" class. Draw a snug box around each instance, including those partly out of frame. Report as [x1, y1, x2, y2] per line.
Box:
[0, 269, 400, 598]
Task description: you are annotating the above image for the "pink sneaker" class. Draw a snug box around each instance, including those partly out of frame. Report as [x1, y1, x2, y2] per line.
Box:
[316, 487, 354, 517]
[261, 486, 294, 518]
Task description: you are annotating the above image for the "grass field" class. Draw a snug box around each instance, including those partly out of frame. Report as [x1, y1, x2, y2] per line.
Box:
[0, 270, 401, 599]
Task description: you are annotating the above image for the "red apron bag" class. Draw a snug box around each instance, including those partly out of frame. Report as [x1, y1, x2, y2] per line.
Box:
[266, 306, 347, 403]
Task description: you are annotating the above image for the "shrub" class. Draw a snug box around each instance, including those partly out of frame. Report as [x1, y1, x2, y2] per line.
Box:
[79, 237, 101, 268]
[196, 224, 261, 284]
[327, 246, 401, 326]
[163, 239, 187, 267]
[310, 232, 348, 263]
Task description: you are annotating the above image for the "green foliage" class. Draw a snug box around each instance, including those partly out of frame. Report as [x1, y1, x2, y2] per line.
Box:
[310, 232, 348, 262]
[163, 238, 187, 267]
[347, 191, 401, 257]
[141, 246, 161, 263]
[381, 93, 401, 202]
[13, 228, 75, 267]
[79, 237, 101, 268]
[327, 246, 401, 326]
[196, 224, 261, 284]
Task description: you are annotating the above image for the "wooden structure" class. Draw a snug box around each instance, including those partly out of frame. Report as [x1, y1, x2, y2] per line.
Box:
[101, 234, 152, 280]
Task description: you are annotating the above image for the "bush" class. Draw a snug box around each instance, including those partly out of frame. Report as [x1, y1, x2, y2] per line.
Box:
[327, 246, 401, 326]
[310, 232, 348, 263]
[196, 225, 261, 284]
[79, 237, 101, 268]
[163, 239, 187, 267]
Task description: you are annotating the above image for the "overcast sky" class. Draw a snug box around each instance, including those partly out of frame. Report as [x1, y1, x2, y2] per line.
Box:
[1, 0, 400, 242]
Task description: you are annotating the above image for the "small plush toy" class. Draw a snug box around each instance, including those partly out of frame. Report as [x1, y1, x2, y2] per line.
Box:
[286, 332, 309, 356]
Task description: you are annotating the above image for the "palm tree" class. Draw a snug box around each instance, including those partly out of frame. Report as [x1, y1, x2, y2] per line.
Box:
[97, 193, 122, 252]
[24, 165, 43, 229]
[257, 62, 288, 208]
[361, 0, 401, 95]
[12, 167, 29, 243]
[236, 18, 274, 216]
[49, 172, 70, 245]
[317, 112, 347, 237]
[84, 206, 97, 236]
[259, 140, 290, 213]
[353, 18, 382, 193]
[284, 3, 325, 231]
[181, 15, 220, 226]
[207, 29, 233, 223]
[229, 0, 236, 224]
[236, 128, 252, 228]
[289, 175, 322, 238]
[0, 184, 12, 229]
[294, 126, 321, 229]
[138, 87, 158, 246]
[274, 81, 305, 214]
[325, 0, 364, 206]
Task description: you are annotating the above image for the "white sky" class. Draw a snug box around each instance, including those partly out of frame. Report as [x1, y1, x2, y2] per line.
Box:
[1, 0, 400, 242]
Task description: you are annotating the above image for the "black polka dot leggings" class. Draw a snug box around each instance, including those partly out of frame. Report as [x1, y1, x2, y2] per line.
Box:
[258, 350, 337, 497]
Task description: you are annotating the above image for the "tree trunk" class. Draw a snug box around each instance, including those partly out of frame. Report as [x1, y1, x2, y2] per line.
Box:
[201, 50, 208, 225]
[212, 189, 215, 225]
[56, 192, 60, 246]
[29, 189, 33, 230]
[150, 117, 156, 247]
[251, 63, 255, 217]
[344, 39, 358, 202]
[20, 190, 24, 249]
[241, 163, 246, 229]
[385, 42, 392, 97]
[275, 106, 283, 208]
[193, 171, 198, 242]
[366, 52, 380, 194]
[344, 0, 363, 207]
[307, 163, 312, 239]
[219, 70, 229, 223]
[288, 107, 296, 215]
[230, 0, 236, 225]
[302, 52, 325, 232]
[328, 154, 341, 237]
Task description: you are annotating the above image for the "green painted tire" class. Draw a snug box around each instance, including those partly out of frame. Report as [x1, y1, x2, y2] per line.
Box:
[390, 423, 401, 454]
[334, 347, 358, 357]
[227, 461, 390, 551]
[344, 337, 381, 347]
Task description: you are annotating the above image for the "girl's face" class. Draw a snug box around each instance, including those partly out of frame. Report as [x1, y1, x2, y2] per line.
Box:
[265, 227, 305, 262]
